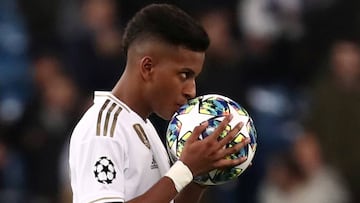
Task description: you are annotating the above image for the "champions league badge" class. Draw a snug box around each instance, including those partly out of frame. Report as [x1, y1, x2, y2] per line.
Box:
[93, 156, 117, 184]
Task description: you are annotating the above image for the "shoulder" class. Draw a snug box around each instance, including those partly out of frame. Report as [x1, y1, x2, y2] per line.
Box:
[71, 95, 133, 141]
[94, 97, 126, 137]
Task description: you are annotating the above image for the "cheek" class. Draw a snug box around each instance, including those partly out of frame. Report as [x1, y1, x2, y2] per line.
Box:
[151, 79, 181, 117]
[153, 79, 179, 100]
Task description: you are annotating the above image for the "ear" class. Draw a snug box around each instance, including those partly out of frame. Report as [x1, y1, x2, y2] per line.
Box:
[140, 56, 153, 81]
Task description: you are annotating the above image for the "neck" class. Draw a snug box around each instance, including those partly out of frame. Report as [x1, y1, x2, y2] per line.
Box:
[111, 71, 150, 120]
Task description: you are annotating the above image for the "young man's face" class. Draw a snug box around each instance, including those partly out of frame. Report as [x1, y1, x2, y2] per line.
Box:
[145, 45, 205, 120]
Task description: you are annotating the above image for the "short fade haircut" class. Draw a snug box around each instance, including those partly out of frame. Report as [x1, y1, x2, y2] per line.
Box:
[122, 3, 210, 56]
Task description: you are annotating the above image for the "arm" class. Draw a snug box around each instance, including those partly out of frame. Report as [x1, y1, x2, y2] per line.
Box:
[127, 168, 207, 203]
[174, 182, 207, 203]
[127, 177, 177, 203]
[110, 179, 206, 203]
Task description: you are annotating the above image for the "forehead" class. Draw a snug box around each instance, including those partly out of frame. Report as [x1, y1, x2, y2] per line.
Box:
[174, 46, 205, 70]
[157, 44, 205, 76]
[131, 38, 205, 73]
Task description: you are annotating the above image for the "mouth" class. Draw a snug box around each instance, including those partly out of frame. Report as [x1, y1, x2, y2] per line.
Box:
[175, 100, 188, 112]
[178, 100, 188, 107]
[175, 104, 182, 112]
[176, 102, 187, 109]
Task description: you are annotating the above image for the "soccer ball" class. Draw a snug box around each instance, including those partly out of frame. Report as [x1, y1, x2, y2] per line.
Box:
[166, 94, 257, 185]
[93, 156, 117, 184]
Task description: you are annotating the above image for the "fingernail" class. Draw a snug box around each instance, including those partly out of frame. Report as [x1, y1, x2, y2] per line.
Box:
[201, 121, 208, 126]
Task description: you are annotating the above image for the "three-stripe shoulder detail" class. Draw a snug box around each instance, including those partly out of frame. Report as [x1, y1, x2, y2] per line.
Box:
[96, 99, 123, 137]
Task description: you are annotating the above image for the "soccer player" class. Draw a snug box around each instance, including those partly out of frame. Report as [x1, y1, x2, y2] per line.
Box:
[69, 3, 250, 203]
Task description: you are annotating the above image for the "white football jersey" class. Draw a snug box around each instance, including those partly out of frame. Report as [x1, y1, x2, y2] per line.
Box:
[69, 91, 171, 203]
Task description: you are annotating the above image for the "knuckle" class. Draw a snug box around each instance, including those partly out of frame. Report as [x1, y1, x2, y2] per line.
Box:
[220, 134, 232, 144]
[229, 146, 239, 154]
[201, 139, 213, 148]
[237, 141, 246, 149]
[218, 121, 228, 130]
[231, 159, 238, 165]
[193, 125, 203, 133]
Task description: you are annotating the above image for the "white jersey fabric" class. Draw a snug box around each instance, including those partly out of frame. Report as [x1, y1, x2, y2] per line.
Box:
[69, 91, 171, 203]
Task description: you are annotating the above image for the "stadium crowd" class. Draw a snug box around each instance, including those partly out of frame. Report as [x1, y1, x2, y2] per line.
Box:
[0, 0, 359, 202]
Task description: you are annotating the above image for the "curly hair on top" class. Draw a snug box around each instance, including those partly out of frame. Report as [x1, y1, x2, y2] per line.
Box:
[122, 3, 210, 55]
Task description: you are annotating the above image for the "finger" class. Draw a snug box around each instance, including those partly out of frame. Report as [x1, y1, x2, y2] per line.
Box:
[213, 155, 248, 169]
[187, 121, 209, 143]
[218, 122, 243, 147]
[216, 137, 250, 159]
[208, 114, 233, 140]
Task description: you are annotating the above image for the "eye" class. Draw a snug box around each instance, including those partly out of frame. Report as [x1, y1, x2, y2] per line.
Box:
[179, 70, 195, 81]
[180, 72, 190, 80]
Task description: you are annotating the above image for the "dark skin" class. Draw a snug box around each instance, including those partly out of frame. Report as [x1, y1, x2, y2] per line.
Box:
[112, 38, 250, 203]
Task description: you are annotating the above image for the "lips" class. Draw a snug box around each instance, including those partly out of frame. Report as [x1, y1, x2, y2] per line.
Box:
[175, 103, 185, 112]
[175, 104, 182, 111]
[175, 100, 187, 112]
[178, 100, 188, 107]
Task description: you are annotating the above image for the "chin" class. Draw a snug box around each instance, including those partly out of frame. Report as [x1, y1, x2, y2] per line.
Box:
[155, 112, 174, 121]
[162, 114, 173, 121]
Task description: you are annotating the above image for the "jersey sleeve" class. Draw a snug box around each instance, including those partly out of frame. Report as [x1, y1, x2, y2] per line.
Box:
[73, 135, 128, 203]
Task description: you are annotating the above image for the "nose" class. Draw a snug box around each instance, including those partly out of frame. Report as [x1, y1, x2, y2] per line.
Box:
[183, 79, 196, 99]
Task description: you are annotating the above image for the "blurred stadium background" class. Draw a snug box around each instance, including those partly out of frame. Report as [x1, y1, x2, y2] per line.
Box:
[0, 0, 359, 202]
